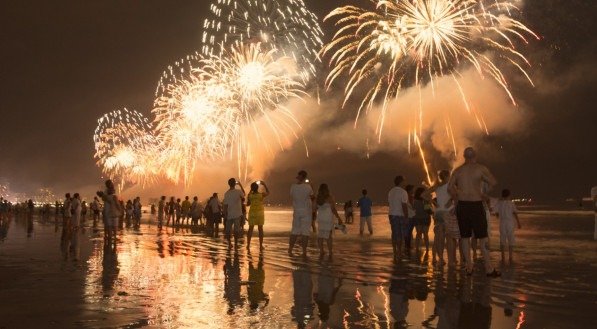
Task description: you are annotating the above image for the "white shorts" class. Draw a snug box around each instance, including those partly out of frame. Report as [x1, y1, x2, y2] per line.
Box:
[291, 210, 312, 236]
[500, 225, 515, 246]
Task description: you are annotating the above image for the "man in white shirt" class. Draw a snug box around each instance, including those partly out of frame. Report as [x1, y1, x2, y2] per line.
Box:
[388, 175, 409, 260]
[592, 186, 597, 240]
[289, 170, 314, 257]
[223, 178, 245, 247]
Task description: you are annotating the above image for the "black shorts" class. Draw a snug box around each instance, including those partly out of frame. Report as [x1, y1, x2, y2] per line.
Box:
[456, 201, 487, 239]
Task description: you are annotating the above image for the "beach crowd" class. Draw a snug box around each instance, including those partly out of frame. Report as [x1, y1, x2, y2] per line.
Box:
[0, 146, 530, 276]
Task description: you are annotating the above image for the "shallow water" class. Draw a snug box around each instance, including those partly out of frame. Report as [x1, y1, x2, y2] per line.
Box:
[0, 208, 595, 328]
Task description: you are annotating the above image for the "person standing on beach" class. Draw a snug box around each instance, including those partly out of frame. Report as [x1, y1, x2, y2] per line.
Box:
[91, 197, 101, 226]
[223, 178, 245, 247]
[97, 180, 122, 243]
[133, 197, 141, 228]
[404, 184, 416, 254]
[246, 181, 270, 251]
[343, 201, 354, 224]
[288, 170, 314, 258]
[315, 184, 343, 260]
[174, 198, 183, 225]
[157, 196, 166, 227]
[71, 193, 82, 229]
[388, 176, 409, 260]
[413, 187, 432, 254]
[424, 170, 451, 265]
[81, 201, 88, 221]
[190, 196, 203, 226]
[63, 193, 72, 229]
[448, 147, 500, 277]
[166, 197, 175, 226]
[495, 189, 521, 264]
[181, 196, 191, 225]
[591, 186, 597, 240]
[208, 193, 222, 233]
[357, 189, 373, 235]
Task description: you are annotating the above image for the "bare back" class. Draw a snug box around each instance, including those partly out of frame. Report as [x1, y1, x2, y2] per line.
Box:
[449, 162, 496, 202]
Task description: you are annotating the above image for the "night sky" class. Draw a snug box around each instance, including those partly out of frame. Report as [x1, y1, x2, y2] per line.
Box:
[0, 0, 595, 204]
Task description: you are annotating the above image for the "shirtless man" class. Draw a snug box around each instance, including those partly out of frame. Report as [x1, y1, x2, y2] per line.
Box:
[448, 147, 500, 277]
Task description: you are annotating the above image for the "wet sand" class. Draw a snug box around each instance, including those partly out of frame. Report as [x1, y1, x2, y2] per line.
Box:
[0, 208, 595, 328]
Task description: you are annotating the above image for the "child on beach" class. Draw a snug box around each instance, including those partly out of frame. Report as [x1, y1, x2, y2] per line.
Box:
[495, 189, 522, 264]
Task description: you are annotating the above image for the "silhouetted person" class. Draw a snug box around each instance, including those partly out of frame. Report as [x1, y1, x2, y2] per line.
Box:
[314, 266, 343, 325]
[291, 261, 313, 328]
[448, 147, 500, 277]
[223, 251, 244, 314]
[247, 254, 269, 311]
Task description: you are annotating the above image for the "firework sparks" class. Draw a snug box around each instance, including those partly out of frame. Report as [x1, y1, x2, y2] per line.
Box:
[322, 0, 539, 134]
[93, 109, 158, 187]
[202, 0, 324, 82]
[153, 77, 239, 185]
[153, 43, 306, 184]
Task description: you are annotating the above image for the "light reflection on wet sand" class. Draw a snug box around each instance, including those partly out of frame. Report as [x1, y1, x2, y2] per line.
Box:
[0, 209, 596, 328]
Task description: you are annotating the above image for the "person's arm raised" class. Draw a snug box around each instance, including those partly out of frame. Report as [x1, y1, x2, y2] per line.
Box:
[447, 168, 459, 201]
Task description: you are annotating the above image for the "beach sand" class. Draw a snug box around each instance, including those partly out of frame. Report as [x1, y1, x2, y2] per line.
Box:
[0, 208, 595, 328]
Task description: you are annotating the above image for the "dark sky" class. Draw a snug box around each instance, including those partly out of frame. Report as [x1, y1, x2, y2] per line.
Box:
[0, 0, 595, 204]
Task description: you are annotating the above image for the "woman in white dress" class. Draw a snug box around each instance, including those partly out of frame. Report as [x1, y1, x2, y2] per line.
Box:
[316, 184, 343, 260]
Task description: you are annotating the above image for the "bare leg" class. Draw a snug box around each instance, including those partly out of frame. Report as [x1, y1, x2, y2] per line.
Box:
[233, 220, 239, 246]
[415, 226, 421, 252]
[500, 243, 505, 263]
[437, 226, 445, 262]
[359, 217, 364, 235]
[247, 225, 254, 249]
[423, 230, 430, 252]
[446, 238, 456, 266]
[461, 238, 473, 272]
[288, 234, 298, 255]
[479, 237, 494, 273]
[471, 238, 478, 260]
[301, 236, 308, 258]
[327, 234, 333, 259]
[258, 225, 264, 249]
[508, 245, 514, 264]
[393, 238, 403, 260]
[318, 238, 324, 258]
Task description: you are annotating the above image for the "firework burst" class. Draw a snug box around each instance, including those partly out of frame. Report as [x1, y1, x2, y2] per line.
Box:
[202, 0, 324, 82]
[93, 109, 158, 187]
[322, 0, 539, 135]
[153, 43, 305, 184]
